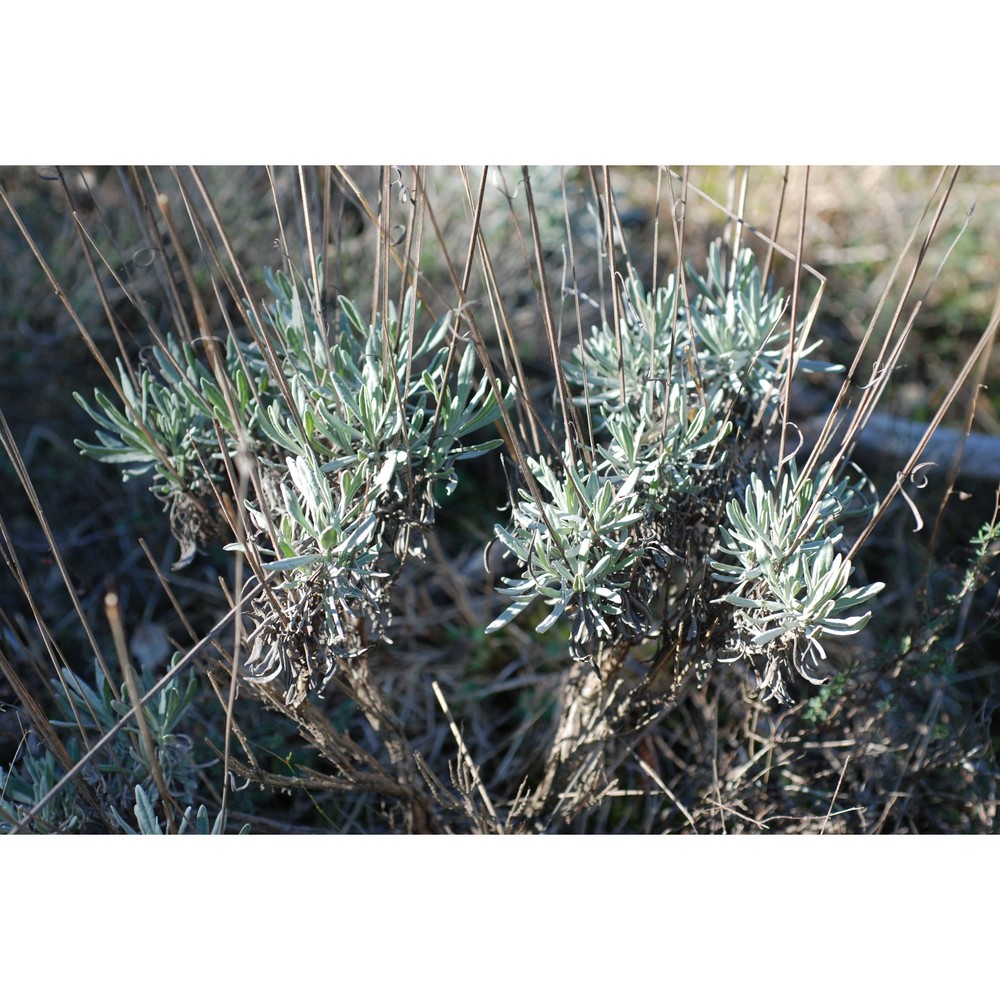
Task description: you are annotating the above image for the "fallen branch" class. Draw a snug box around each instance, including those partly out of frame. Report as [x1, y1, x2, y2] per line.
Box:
[803, 410, 1000, 482]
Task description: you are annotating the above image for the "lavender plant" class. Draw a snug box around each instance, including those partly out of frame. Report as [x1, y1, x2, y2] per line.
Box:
[488, 244, 884, 702]
[0, 656, 199, 833]
[7, 165, 996, 837]
[710, 463, 884, 703]
[74, 267, 509, 706]
[111, 784, 249, 835]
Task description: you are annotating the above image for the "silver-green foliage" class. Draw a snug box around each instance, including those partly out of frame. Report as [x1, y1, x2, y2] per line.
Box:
[0, 737, 82, 833]
[565, 242, 837, 418]
[112, 784, 249, 835]
[75, 332, 269, 497]
[488, 461, 649, 658]
[710, 464, 884, 703]
[76, 266, 509, 704]
[239, 278, 509, 701]
[489, 244, 882, 701]
[0, 658, 199, 833]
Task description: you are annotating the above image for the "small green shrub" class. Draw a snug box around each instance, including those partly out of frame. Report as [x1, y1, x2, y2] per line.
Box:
[5, 165, 997, 835]
[74, 269, 509, 707]
[488, 246, 882, 702]
[0, 656, 199, 833]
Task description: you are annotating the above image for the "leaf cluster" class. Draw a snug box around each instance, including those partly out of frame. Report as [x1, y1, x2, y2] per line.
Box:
[74, 265, 509, 705]
[711, 464, 884, 702]
[0, 657, 200, 832]
[489, 245, 883, 701]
